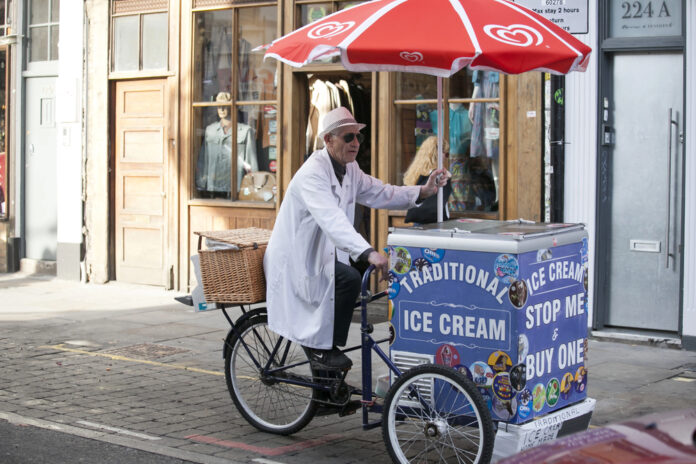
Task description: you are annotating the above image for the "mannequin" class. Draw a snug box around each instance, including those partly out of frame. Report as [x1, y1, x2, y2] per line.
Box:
[196, 92, 258, 196]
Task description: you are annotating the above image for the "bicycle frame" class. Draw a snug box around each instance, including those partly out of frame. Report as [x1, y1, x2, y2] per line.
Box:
[220, 265, 416, 430]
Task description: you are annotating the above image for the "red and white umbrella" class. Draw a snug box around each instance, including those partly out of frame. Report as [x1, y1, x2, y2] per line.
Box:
[259, 0, 592, 220]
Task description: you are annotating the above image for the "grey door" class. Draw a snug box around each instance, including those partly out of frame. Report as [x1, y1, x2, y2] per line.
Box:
[605, 52, 683, 331]
[25, 77, 57, 260]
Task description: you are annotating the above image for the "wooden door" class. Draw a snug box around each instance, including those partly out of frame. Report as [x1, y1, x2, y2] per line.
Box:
[114, 79, 169, 285]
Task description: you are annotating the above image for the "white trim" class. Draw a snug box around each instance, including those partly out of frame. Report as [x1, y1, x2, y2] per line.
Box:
[683, 0, 696, 338]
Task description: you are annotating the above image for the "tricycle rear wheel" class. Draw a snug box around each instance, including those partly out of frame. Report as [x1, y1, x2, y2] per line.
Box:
[225, 313, 318, 435]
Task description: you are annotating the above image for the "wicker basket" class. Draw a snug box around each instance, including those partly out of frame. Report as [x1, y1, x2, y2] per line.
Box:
[195, 228, 272, 304]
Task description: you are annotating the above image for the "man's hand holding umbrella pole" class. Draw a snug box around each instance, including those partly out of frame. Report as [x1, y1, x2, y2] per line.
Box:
[368, 167, 450, 282]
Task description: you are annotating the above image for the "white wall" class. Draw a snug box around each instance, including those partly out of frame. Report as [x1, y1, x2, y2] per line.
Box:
[55, 2, 84, 247]
[682, 0, 696, 341]
[563, 1, 598, 326]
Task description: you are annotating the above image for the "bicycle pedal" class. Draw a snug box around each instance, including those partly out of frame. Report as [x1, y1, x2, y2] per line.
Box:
[338, 400, 362, 417]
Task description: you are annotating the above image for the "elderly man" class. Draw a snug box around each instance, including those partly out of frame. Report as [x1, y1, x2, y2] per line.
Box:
[264, 107, 448, 370]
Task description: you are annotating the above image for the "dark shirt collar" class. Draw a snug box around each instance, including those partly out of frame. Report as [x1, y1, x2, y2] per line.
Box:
[328, 151, 346, 186]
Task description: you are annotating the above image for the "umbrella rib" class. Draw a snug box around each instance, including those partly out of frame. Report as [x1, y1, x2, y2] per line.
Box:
[448, 0, 482, 57]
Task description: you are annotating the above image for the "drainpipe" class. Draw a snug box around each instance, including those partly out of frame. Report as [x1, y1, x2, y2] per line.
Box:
[550, 75, 565, 223]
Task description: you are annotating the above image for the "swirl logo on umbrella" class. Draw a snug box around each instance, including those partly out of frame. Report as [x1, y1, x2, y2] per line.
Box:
[307, 21, 355, 39]
[483, 24, 543, 47]
[399, 51, 423, 63]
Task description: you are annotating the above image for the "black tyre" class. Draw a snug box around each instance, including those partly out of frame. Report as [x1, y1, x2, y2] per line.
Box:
[382, 364, 495, 464]
[225, 313, 318, 434]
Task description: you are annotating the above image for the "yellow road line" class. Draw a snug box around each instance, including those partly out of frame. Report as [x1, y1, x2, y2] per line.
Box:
[41, 344, 224, 377]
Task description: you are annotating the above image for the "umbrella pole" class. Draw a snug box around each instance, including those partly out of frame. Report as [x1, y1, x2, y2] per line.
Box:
[437, 76, 444, 223]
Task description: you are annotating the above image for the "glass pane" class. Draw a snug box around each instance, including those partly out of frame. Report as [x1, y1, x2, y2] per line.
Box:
[462, 70, 499, 212]
[609, 0, 681, 38]
[238, 6, 278, 130]
[51, 0, 60, 22]
[301, 3, 330, 26]
[193, 10, 233, 102]
[395, 104, 438, 186]
[396, 73, 437, 100]
[113, 15, 139, 72]
[338, 1, 363, 10]
[29, 26, 48, 62]
[194, 105, 234, 199]
[30, 0, 49, 24]
[256, 104, 278, 174]
[142, 13, 168, 70]
[448, 68, 475, 99]
[194, 102, 266, 201]
[50, 25, 59, 60]
[0, 2, 6, 27]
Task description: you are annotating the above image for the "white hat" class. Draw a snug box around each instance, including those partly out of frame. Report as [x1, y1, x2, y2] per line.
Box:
[318, 107, 366, 138]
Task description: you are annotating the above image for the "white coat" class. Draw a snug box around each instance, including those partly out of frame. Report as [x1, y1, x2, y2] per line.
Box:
[264, 148, 421, 349]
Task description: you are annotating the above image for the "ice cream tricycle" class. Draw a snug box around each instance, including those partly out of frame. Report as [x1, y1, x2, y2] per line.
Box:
[196, 220, 594, 464]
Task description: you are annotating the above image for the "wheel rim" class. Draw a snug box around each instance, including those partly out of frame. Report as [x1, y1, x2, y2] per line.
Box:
[387, 372, 487, 463]
[230, 321, 315, 430]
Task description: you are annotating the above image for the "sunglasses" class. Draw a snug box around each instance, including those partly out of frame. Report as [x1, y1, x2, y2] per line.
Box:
[339, 132, 365, 144]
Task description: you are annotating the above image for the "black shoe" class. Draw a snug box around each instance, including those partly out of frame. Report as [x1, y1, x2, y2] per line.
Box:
[305, 347, 352, 370]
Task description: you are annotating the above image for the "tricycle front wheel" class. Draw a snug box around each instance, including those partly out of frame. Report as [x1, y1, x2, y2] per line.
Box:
[382, 364, 494, 464]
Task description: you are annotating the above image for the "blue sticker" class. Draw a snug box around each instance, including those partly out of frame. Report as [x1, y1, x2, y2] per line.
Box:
[494, 254, 519, 283]
[471, 361, 494, 387]
[388, 280, 400, 299]
[421, 248, 445, 263]
[493, 372, 513, 401]
[517, 398, 532, 420]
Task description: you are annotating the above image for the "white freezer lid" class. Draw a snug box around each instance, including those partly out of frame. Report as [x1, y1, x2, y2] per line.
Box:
[388, 219, 587, 254]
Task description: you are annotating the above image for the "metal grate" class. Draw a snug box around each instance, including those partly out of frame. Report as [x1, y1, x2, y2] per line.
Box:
[193, 0, 271, 8]
[391, 350, 434, 406]
[113, 0, 168, 15]
[103, 343, 188, 360]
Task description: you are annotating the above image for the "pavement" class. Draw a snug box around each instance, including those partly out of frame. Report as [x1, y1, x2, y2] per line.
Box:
[1, 271, 696, 464]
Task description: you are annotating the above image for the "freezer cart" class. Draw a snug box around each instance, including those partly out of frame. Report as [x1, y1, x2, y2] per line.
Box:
[387, 219, 595, 456]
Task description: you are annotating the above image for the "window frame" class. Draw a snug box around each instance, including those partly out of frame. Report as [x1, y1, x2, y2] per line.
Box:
[109, 6, 170, 76]
[27, 0, 59, 63]
[392, 71, 504, 219]
[189, 3, 280, 205]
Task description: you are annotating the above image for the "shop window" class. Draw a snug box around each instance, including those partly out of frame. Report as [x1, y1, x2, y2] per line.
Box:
[192, 5, 278, 202]
[28, 0, 59, 62]
[0, 49, 7, 218]
[395, 69, 501, 216]
[111, 1, 168, 73]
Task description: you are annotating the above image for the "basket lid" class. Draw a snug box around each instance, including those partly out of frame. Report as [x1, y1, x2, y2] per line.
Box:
[195, 227, 272, 248]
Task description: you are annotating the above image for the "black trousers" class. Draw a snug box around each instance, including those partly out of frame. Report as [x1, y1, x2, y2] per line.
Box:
[333, 260, 362, 347]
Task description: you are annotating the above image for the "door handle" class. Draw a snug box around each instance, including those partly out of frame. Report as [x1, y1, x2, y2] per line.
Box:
[665, 108, 678, 268]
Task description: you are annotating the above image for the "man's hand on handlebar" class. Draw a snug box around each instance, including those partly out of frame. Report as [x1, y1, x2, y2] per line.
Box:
[367, 251, 389, 282]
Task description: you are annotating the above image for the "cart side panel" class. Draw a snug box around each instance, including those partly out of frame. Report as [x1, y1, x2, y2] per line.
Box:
[387, 237, 588, 425]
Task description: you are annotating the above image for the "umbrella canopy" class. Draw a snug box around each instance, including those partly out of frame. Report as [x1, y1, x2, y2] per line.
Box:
[261, 0, 591, 77]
